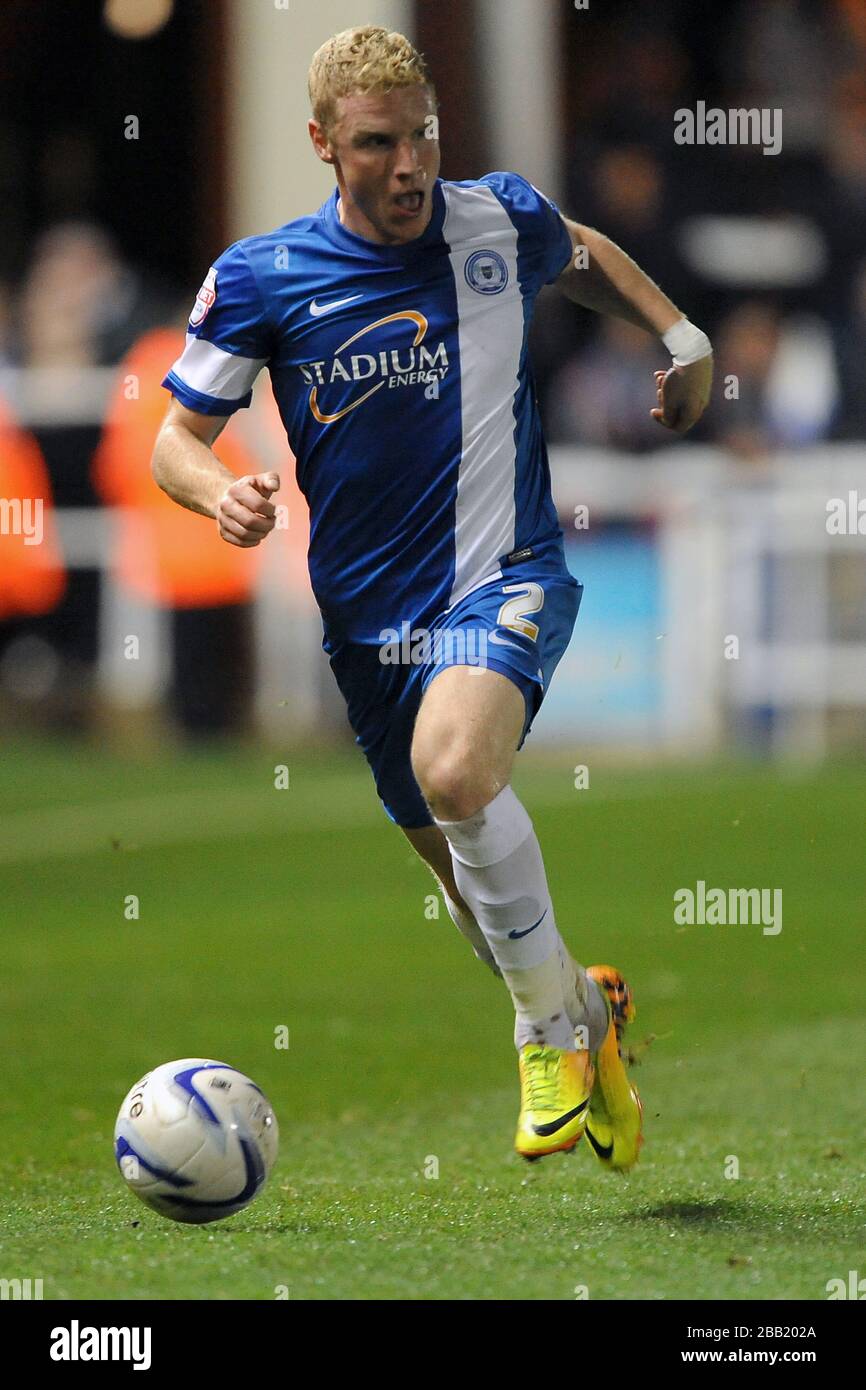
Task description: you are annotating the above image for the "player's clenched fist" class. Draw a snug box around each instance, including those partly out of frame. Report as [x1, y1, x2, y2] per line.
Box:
[216, 473, 281, 547]
[651, 357, 713, 434]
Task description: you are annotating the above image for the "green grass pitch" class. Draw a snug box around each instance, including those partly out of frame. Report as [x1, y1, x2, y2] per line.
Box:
[1, 736, 863, 1300]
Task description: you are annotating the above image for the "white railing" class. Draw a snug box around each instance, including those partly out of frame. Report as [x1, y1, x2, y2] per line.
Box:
[547, 444, 866, 756]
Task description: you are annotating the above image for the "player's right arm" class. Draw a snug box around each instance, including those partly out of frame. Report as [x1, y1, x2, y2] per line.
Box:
[151, 241, 280, 546]
[152, 398, 280, 548]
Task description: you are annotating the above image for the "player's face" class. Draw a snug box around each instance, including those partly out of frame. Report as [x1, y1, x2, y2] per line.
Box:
[311, 86, 440, 245]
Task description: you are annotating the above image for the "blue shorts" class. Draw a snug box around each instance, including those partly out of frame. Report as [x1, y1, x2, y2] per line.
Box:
[325, 555, 582, 829]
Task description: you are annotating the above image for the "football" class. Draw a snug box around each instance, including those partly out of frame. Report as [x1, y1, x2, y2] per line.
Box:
[114, 1058, 278, 1225]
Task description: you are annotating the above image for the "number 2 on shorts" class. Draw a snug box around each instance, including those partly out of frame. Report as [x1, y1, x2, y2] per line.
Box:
[496, 582, 545, 641]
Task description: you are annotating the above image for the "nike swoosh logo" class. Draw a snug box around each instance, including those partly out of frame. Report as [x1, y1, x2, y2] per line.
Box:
[309, 294, 363, 317]
[584, 1124, 614, 1161]
[533, 1098, 588, 1137]
[508, 908, 547, 940]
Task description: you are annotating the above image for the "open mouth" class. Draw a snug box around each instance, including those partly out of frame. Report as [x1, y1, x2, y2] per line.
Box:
[394, 190, 424, 215]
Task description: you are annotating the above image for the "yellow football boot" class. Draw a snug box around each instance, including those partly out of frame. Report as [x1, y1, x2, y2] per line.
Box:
[583, 965, 643, 1172]
[515, 1043, 594, 1161]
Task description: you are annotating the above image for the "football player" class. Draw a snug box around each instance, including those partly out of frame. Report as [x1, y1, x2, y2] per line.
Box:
[152, 25, 712, 1165]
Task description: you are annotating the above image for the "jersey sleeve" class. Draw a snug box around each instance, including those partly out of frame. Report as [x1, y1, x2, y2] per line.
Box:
[482, 171, 573, 296]
[162, 242, 272, 415]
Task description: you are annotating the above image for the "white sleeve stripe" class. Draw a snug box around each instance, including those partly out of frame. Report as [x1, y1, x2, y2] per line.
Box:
[168, 335, 267, 400]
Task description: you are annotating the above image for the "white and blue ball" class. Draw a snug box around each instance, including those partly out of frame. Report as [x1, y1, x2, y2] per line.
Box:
[114, 1058, 278, 1224]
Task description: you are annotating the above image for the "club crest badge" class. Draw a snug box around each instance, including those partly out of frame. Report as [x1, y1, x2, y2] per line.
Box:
[464, 249, 508, 295]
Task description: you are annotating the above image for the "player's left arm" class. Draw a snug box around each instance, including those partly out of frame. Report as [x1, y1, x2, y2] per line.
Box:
[555, 216, 713, 435]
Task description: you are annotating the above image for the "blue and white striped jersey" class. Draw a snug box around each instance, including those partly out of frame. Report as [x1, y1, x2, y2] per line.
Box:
[163, 171, 573, 643]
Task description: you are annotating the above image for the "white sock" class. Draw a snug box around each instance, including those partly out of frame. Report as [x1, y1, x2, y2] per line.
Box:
[442, 889, 502, 977]
[435, 785, 576, 1051]
[560, 948, 610, 1054]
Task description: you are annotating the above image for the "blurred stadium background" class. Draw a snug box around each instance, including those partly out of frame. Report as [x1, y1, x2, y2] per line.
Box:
[2, 0, 866, 757]
[2, 0, 865, 1303]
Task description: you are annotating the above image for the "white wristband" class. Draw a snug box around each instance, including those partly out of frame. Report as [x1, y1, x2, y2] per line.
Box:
[661, 317, 712, 366]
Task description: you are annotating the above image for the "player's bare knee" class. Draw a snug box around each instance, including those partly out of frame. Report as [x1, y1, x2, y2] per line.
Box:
[415, 751, 492, 822]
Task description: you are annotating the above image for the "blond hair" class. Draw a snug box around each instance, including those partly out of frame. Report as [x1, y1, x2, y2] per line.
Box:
[309, 25, 435, 138]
